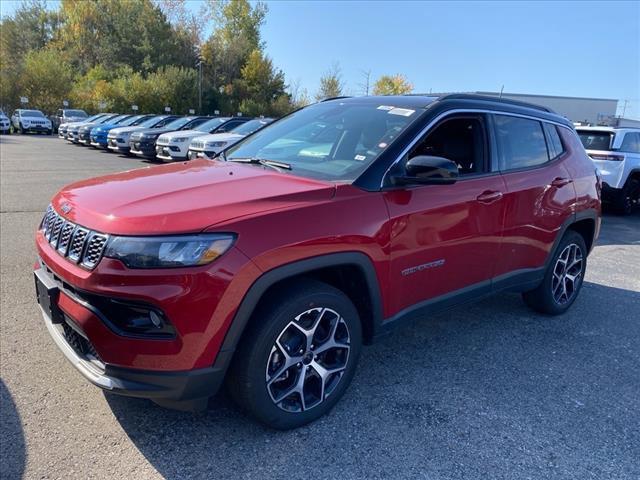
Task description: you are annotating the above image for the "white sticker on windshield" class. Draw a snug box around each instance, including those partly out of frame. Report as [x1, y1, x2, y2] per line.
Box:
[377, 105, 394, 111]
[354, 154, 366, 161]
[388, 108, 415, 117]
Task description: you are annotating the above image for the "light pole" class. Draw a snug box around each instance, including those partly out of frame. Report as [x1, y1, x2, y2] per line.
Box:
[195, 47, 203, 114]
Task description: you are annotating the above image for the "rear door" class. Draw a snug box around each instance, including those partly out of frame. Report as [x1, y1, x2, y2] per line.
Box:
[384, 112, 507, 314]
[492, 114, 576, 279]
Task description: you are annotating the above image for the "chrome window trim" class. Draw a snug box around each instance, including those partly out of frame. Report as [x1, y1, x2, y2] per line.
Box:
[380, 108, 573, 188]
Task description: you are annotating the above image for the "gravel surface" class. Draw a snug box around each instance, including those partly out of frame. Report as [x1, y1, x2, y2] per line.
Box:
[1, 134, 639, 480]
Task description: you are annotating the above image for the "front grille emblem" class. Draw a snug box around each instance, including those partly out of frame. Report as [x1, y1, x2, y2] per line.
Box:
[61, 203, 72, 214]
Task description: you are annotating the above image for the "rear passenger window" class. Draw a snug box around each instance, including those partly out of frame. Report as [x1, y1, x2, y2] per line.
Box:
[495, 115, 549, 170]
[544, 123, 564, 159]
[620, 132, 640, 153]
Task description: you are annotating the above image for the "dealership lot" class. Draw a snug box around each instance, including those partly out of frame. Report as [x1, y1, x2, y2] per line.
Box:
[1, 135, 639, 479]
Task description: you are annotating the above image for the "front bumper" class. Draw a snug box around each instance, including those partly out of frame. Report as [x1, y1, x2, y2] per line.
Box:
[90, 135, 108, 148]
[36, 264, 227, 405]
[24, 124, 51, 132]
[78, 132, 92, 144]
[129, 140, 157, 157]
[107, 138, 130, 152]
[155, 144, 186, 161]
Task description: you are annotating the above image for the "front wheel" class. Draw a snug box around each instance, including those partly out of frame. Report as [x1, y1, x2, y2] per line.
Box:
[227, 279, 362, 429]
[523, 230, 587, 315]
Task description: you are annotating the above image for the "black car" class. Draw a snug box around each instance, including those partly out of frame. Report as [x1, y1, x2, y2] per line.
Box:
[129, 116, 210, 159]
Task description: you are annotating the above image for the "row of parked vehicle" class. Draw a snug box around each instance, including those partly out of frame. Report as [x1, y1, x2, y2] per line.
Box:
[58, 111, 274, 161]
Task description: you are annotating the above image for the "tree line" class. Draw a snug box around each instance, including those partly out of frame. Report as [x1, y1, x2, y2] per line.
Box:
[0, 0, 414, 117]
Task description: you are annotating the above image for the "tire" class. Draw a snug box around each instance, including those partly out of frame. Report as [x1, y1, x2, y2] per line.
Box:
[614, 177, 640, 215]
[522, 230, 587, 315]
[227, 279, 362, 430]
[18, 123, 24, 134]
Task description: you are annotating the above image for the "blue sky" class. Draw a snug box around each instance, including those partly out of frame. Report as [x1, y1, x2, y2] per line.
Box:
[2, 0, 639, 118]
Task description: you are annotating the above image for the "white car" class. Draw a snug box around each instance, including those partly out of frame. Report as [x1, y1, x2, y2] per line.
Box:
[106, 115, 177, 154]
[0, 110, 10, 134]
[11, 109, 52, 135]
[187, 118, 274, 160]
[155, 117, 250, 161]
[577, 126, 640, 214]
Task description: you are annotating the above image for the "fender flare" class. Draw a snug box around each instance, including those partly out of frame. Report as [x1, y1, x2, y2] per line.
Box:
[545, 209, 599, 269]
[213, 251, 384, 372]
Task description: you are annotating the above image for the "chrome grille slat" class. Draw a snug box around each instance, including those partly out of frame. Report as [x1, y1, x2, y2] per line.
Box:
[40, 205, 108, 270]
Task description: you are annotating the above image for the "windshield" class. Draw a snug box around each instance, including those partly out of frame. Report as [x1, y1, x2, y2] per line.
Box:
[226, 102, 423, 181]
[162, 117, 193, 130]
[195, 117, 228, 132]
[137, 115, 164, 127]
[22, 110, 45, 117]
[231, 118, 273, 135]
[118, 115, 144, 127]
[112, 115, 132, 124]
[66, 110, 87, 117]
[577, 130, 613, 151]
[84, 114, 105, 122]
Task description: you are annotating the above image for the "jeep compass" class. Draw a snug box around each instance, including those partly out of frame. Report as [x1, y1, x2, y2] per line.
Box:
[35, 94, 600, 429]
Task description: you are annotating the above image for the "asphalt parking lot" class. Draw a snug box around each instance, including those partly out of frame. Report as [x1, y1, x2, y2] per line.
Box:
[1, 134, 639, 479]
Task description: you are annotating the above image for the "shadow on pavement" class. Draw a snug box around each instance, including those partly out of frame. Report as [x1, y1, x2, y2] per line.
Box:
[0, 380, 26, 480]
[596, 212, 640, 247]
[106, 280, 640, 479]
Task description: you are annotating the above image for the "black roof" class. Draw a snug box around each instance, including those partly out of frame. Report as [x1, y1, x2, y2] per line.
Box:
[322, 93, 572, 127]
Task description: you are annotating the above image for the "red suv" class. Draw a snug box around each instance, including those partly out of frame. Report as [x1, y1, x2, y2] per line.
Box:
[35, 95, 601, 429]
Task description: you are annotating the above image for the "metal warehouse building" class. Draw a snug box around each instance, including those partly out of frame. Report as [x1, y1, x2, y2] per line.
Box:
[432, 91, 619, 125]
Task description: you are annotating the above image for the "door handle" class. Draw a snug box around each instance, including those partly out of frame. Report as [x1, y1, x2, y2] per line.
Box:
[551, 177, 573, 187]
[476, 190, 503, 203]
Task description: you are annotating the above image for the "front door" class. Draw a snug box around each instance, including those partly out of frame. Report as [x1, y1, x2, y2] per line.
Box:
[383, 113, 507, 315]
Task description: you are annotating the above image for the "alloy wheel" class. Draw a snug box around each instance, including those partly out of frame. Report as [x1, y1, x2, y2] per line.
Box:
[265, 307, 351, 412]
[551, 243, 583, 305]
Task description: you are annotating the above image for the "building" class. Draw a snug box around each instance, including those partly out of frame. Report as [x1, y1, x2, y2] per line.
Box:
[430, 91, 619, 125]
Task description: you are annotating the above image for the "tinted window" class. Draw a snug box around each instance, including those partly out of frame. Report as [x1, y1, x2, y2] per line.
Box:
[66, 110, 87, 117]
[217, 119, 246, 132]
[620, 132, 640, 153]
[495, 115, 548, 170]
[231, 118, 273, 135]
[195, 117, 228, 132]
[577, 130, 612, 151]
[544, 123, 564, 159]
[22, 110, 45, 117]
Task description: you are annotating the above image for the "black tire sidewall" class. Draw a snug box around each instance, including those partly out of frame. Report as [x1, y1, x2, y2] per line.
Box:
[230, 283, 362, 429]
[539, 230, 587, 314]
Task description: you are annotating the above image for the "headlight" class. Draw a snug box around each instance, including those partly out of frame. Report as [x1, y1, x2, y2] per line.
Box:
[171, 137, 189, 143]
[206, 141, 228, 148]
[104, 234, 235, 268]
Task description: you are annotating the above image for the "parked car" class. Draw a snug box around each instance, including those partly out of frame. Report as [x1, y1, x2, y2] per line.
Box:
[67, 114, 119, 143]
[34, 94, 600, 429]
[78, 114, 131, 145]
[155, 117, 252, 162]
[11, 109, 52, 134]
[106, 115, 178, 155]
[59, 114, 108, 139]
[188, 118, 274, 160]
[129, 116, 209, 159]
[51, 109, 88, 133]
[576, 126, 640, 214]
[0, 110, 10, 134]
[89, 114, 154, 149]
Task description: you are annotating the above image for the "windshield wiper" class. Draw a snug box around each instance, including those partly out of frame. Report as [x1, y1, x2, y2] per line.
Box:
[228, 157, 292, 171]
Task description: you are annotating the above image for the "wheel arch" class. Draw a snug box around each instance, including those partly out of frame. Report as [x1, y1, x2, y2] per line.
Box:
[547, 210, 599, 268]
[214, 252, 384, 374]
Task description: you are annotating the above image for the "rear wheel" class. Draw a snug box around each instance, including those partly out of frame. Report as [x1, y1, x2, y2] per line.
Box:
[522, 230, 587, 315]
[614, 177, 640, 215]
[227, 279, 362, 429]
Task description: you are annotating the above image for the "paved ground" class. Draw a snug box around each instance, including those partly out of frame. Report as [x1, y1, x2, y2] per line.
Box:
[1, 134, 639, 480]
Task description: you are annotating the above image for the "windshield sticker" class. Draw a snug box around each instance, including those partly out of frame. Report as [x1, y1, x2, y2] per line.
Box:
[388, 108, 415, 117]
[354, 154, 366, 161]
[377, 105, 394, 111]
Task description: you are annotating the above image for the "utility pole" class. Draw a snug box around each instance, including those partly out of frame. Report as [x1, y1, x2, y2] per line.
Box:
[359, 69, 371, 96]
[195, 46, 203, 114]
[621, 99, 628, 118]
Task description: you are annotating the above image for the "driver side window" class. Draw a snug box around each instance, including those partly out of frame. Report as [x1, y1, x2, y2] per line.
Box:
[408, 114, 489, 176]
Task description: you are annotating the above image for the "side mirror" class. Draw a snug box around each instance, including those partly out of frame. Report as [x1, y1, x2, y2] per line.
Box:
[391, 155, 459, 186]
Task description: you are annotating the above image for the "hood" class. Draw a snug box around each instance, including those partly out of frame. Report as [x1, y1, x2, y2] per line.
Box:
[66, 116, 87, 122]
[22, 115, 50, 122]
[131, 126, 178, 138]
[109, 125, 146, 136]
[51, 159, 335, 235]
[157, 129, 210, 143]
[193, 132, 243, 144]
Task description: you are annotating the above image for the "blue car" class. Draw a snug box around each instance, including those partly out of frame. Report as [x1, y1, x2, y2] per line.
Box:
[89, 114, 154, 149]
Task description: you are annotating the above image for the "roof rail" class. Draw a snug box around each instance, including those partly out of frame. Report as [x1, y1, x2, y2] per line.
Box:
[320, 96, 352, 102]
[438, 93, 554, 113]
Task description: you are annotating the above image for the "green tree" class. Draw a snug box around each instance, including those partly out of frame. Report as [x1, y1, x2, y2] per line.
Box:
[235, 49, 288, 116]
[18, 48, 75, 113]
[372, 74, 413, 95]
[315, 63, 344, 101]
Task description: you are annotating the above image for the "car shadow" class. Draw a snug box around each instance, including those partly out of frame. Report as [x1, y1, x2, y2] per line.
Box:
[105, 280, 640, 478]
[0, 380, 26, 480]
[596, 212, 640, 247]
